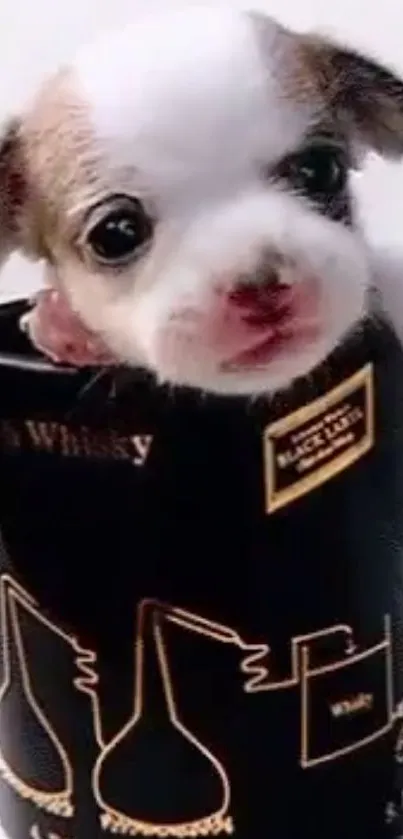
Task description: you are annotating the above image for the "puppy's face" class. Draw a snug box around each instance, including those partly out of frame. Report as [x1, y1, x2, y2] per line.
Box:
[2, 6, 403, 395]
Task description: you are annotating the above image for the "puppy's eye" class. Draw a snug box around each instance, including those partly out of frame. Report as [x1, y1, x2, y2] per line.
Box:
[279, 145, 348, 197]
[84, 197, 153, 265]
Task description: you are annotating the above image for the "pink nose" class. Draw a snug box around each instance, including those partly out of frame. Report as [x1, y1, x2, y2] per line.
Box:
[185, 280, 295, 362]
[227, 281, 293, 327]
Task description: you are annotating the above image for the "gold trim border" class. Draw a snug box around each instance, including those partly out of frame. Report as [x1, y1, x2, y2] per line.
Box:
[264, 364, 375, 514]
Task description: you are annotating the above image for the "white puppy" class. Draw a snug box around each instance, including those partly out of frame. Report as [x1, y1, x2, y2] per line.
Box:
[1, 4, 403, 394]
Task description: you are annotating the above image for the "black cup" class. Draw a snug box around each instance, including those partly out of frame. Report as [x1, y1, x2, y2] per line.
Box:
[0, 299, 402, 839]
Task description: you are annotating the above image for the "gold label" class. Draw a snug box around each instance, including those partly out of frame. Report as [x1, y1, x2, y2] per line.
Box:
[263, 364, 374, 514]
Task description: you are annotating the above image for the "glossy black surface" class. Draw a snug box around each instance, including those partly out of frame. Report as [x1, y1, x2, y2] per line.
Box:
[0, 302, 401, 838]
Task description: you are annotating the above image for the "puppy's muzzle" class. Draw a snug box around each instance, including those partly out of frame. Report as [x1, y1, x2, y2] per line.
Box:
[161, 262, 322, 374]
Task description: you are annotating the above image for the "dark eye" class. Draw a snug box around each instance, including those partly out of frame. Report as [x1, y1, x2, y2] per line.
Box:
[85, 197, 153, 265]
[279, 145, 348, 197]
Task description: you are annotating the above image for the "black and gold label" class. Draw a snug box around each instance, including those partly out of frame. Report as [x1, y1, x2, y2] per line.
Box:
[263, 364, 374, 514]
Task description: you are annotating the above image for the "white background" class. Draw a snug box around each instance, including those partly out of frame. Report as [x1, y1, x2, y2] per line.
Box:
[0, 0, 403, 304]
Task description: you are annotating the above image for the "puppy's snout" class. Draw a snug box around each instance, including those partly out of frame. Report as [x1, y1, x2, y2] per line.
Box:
[229, 266, 286, 299]
[227, 256, 295, 323]
[228, 276, 294, 328]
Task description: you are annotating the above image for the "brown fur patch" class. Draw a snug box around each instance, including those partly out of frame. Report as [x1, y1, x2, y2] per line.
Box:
[249, 13, 323, 108]
[0, 120, 28, 256]
[18, 70, 101, 256]
[297, 34, 403, 157]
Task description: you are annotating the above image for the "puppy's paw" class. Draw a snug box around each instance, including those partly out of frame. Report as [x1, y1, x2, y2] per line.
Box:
[20, 289, 117, 367]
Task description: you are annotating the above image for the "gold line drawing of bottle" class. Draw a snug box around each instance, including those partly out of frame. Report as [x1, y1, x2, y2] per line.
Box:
[93, 599, 238, 838]
[0, 567, 394, 837]
[300, 615, 394, 768]
[167, 608, 356, 694]
[0, 574, 100, 818]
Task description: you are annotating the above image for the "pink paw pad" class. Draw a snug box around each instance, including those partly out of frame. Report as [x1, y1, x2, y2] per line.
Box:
[20, 289, 117, 367]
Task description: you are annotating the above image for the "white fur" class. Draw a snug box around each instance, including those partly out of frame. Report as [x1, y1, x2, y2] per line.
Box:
[62, 185, 369, 395]
[46, 6, 368, 396]
[73, 7, 311, 203]
[9, 5, 403, 395]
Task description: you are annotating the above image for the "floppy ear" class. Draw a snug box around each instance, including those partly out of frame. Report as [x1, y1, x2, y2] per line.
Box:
[0, 119, 27, 268]
[302, 35, 403, 159]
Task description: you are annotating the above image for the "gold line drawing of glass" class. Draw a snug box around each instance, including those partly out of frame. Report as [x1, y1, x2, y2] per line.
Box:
[0, 574, 100, 818]
[0, 576, 73, 816]
[93, 599, 239, 838]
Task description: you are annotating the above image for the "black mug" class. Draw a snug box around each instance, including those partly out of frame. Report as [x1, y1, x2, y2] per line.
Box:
[0, 298, 402, 839]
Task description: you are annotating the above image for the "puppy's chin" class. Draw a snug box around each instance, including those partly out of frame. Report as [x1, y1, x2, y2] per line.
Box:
[95, 276, 367, 397]
[146, 325, 362, 397]
[145, 273, 367, 397]
[62, 261, 367, 395]
[120, 259, 367, 399]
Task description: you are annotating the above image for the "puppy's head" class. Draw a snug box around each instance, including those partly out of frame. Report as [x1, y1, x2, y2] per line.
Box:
[2, 5, 403, 395]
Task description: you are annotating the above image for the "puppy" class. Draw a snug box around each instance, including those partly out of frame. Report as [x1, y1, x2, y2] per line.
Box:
[1, 4, 403, 395]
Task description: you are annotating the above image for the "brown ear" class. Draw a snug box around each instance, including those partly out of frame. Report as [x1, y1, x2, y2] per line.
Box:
[301, 35, 403, 159]
[0, 120, 27, 267]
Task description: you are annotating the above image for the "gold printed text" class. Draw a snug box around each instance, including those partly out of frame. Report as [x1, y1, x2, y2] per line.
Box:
[264, 364, 374, 513]
[330, 692, 374, 718]
[0, 420, 153, 466]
